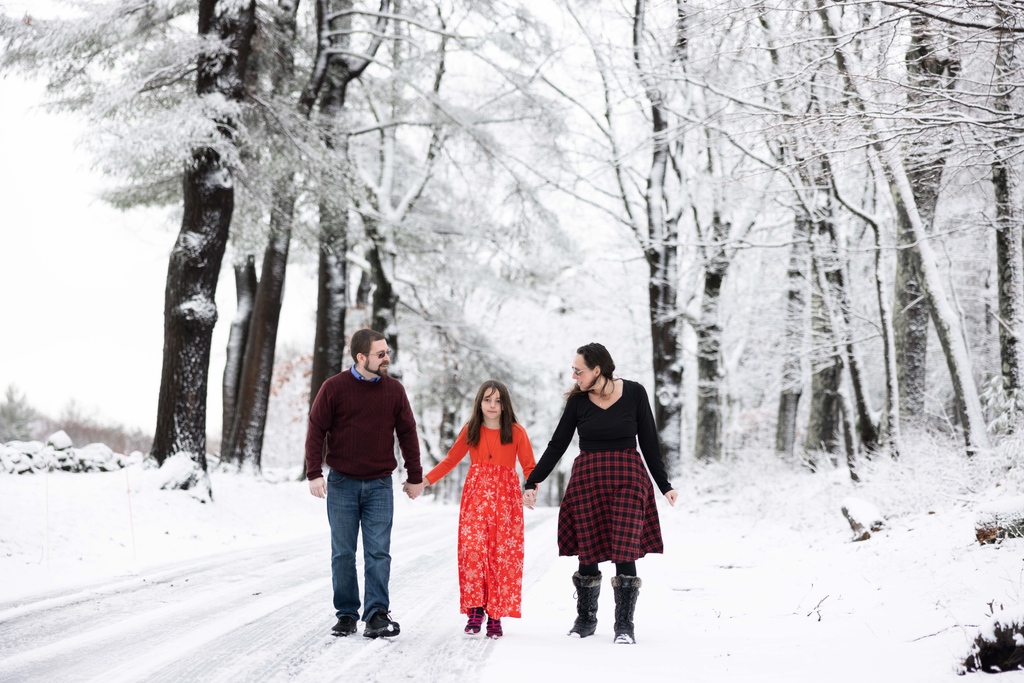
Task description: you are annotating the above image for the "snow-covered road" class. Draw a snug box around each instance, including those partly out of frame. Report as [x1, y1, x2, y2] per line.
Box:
[1, 457, 1019, 683]
[0, 507, 559, 683]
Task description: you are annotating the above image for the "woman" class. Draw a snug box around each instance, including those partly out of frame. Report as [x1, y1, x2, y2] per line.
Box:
[523, 343, 677, 645]
[425, 380, 536, 639]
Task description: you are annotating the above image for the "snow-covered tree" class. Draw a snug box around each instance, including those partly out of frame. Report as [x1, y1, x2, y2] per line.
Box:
[3, 1, 261, 495]
[0, 385, 38, 443]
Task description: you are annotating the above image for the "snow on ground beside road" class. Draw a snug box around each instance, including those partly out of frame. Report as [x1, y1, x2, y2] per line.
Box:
[1, 438, 1023, 682]
[488, 442, 1024, 682]
[0, 465, 327, 602]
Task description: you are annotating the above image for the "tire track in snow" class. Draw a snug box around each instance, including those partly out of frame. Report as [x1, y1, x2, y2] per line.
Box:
[0, 514, 451, 681]
[0, 504, 559, 682]
[137, 508, 462, 682]
[0, 547, 327, 681]
[288, 507, 557, 683]
[0, 536, 324, 621]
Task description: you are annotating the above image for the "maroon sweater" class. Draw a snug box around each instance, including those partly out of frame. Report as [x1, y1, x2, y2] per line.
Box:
[305, 370, 423, 483]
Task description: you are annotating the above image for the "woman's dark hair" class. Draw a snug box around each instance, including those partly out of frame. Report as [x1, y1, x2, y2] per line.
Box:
[466, 380, 518, 446]
[350, 328, 386, 362]
[566, 342, 616, 399]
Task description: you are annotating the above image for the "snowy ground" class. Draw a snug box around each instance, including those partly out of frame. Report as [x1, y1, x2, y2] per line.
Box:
[0, 443, 1021, 682]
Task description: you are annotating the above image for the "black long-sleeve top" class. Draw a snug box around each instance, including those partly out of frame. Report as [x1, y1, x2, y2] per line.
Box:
[525, 379, 673, 494]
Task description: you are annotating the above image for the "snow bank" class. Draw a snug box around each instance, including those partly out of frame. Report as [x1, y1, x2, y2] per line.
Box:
[158, 452, 213, 503]
[0, 463, 325, 603]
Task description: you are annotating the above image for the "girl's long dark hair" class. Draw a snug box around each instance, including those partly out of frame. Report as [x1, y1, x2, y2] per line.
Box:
[466, 380, 518, 446]
[566, 342, 616, 400]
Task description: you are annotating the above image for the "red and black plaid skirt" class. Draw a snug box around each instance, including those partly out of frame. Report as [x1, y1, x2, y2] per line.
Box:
[557, 448, 664, 564]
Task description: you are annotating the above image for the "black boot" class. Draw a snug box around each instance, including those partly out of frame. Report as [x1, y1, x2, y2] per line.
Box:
[611, 575, 641, 644]
[568, 571, 602, 637]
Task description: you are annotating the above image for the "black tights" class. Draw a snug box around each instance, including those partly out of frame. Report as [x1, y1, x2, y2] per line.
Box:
[578, 561, 636, 577]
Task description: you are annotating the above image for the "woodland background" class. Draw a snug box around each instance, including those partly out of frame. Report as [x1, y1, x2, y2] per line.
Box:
[3, 0, 1024, 504]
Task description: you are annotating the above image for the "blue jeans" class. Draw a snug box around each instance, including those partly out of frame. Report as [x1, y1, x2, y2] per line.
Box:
[326, 471, 394, 620]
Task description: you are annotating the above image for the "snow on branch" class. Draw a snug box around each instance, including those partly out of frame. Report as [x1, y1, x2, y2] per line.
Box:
[324, 9, 461, 39]
[882, 1, 1024, 33]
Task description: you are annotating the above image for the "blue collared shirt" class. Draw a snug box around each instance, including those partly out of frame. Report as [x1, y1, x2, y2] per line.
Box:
[350, 365, 382, 382]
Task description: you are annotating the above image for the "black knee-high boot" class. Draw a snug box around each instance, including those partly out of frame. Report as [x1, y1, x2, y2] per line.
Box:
[568, 571, 602, 637]
[611, 575, 641, 644]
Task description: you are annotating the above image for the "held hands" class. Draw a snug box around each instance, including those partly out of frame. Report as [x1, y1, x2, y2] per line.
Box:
[522, 488, 537, 510]
[664, 489, 678, 506]
[403, 480, 427, 500]
[310, 477, 433, 501]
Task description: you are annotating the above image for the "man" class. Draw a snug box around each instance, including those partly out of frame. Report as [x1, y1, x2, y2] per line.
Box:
[306, 329, 424, 638]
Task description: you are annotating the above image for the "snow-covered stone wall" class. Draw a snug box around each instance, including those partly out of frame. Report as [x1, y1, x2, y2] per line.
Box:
[0, 430, 147, 474]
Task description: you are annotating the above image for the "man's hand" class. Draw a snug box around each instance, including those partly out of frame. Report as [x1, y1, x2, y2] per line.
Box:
[309, 477, 326, 499]
[522, 488, 537, 509]
[403, 480, 426, 500]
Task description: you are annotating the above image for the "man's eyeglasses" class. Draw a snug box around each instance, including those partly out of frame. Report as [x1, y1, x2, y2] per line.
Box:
[370, 349, 391, 360]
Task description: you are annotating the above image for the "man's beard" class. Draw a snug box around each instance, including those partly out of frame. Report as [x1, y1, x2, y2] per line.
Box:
[373, 361, 390, 376]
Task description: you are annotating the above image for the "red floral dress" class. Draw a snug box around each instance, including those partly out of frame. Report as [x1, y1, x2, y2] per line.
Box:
[426, 423, 536, 618]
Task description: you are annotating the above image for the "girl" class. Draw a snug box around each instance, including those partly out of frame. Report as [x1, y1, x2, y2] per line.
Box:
[425, 380, 536, 639]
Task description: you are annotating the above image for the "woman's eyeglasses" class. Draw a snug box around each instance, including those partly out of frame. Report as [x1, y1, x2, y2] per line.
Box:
[571, 366, 586, 376]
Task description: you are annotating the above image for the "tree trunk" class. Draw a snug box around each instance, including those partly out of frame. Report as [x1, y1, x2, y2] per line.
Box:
[992, 20, 1024, 397]
[356, 268, 372, 308]
[817, 0, 988, 454]
[828, 225, 879, 452]
[806, 194, 882, 460]
[310, 198, 349, 405]
[222, 255, 257, 449]
[776, 215, 808, 456]
[635, 0, 686, 474]
[434, 336, 464, 503]
[805, 353, 841, 468]
[646, 214, 684, 471]
[226, 184, 295, 472]
[886, 153, 990, 454]
[222, 0, 310, 472]
[894, 13, 957, 425]
[151, 0, 258, 482]
[309, 0, 391, 381]
[694, 212, 728, 461]
[804, 248, 842, 467]
[868, 205, 901, 457]
[838, 382, 859, 480]
[893, 239, 929, 424]
[309, 0, 391, 400]
[368, 233, 400, 365]
[310, 88, 354, 407]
